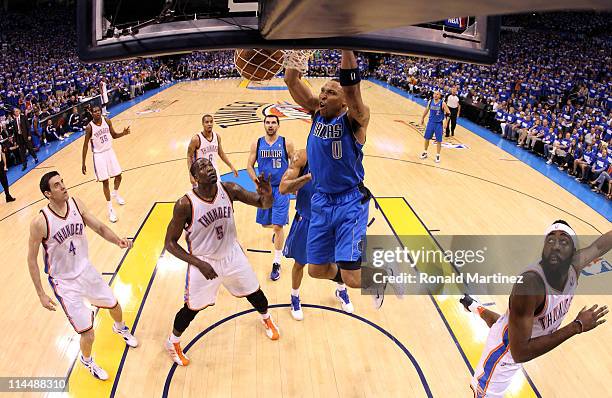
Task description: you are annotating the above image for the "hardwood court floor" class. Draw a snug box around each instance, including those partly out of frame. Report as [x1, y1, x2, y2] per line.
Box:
[0, 79, 609, 398]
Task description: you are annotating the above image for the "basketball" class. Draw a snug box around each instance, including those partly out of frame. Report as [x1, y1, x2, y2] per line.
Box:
[234, 49, 284, 81]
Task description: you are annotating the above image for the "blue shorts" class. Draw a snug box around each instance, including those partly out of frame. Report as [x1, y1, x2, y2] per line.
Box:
[424, 121, 444, 142]
[307, 187, 369, 265]
[283, 212, 309, 265]
[256, 185, 289, 226]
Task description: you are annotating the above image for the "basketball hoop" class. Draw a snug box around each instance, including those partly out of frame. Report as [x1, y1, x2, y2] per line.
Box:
[234, 49, 313, 81]
[282, 50, 313, 74]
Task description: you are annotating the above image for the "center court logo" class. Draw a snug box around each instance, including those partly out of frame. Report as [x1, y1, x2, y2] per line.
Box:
[215, 101, 311, 128]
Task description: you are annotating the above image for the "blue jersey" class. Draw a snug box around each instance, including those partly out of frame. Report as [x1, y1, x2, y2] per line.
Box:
[307, 111, 365, 194]
[295, 161, 313, 220]
[256, 136, 288, 186]
[428, 99, 445, 123]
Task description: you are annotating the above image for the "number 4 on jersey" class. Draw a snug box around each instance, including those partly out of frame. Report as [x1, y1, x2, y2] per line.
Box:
[69, 241, 76, 256]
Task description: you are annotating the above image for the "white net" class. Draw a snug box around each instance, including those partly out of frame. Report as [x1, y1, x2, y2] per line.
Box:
[282, 50, 313, 74]
[234, 49, 313, 81]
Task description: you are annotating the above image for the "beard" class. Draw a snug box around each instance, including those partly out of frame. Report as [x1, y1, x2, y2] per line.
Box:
[541, 251, 573, 273]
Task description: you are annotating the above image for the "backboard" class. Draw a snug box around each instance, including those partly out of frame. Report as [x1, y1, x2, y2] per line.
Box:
[76, 0, 607, 64]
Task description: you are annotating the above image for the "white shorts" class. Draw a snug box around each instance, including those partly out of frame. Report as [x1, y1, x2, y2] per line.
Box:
[470, 319, 521, 398]
[184, 242, 259, 310]
[92, 149, 122, 181]
[48, 264, 117, 333]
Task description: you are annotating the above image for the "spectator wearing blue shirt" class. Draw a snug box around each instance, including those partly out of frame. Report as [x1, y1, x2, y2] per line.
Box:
[574, 144, 595, 182]
[590, 159, 612, 196]
[589, 148, 609, 182]
[544, 131, 562, 160]
[517, 116, 538, 147]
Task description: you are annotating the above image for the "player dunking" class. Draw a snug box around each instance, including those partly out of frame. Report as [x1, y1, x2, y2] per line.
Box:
[164, 158, 280, 366]
[461, 221, 611, 397]
[27, 171, 137, 381]
[280, 149, 353, 320]
[285, 50, 385, 304]
[247, 115, 294, 281]
[420, 90, 450, 163]
[187, 114, 238, 186]
[81, 105, 130, 223]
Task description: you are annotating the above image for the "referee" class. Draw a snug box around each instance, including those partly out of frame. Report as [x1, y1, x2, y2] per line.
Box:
[445, 87, 460, 137]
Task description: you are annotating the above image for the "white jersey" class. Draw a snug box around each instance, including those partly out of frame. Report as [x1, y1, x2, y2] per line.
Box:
[185, 183, 236, 260]
[471, 262, 578, 397]
[40, 198, 89, 280]
[498, 262, 578, 344]
[100, 81, 108, 103]
[195, 132, 219, 170]
[89, 118, 113, 153]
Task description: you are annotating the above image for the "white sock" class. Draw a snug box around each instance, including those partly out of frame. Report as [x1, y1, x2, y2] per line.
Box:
[81, 355, 92, 363]
[336, 283, 346, 291]
[114, 321, 125, 330]
[273, 250, 282, 264]
[260, 312, 270, 320]
[112, 190, 118, 197]
[169, 333, 181, 343]
[107, 201, 113, 210]
[291, 288, 299, 297]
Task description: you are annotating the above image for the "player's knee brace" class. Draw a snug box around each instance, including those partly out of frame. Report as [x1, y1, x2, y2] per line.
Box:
[331, 267, 344, 283]
[246, 289, 268, 314]
[173, 304, 199, 333]
[338, 259, 362, 271]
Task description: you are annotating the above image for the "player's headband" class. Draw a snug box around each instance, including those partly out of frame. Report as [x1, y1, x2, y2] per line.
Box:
[544, 222, 577, 247]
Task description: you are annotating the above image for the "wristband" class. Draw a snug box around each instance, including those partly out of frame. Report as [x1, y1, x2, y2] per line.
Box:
[573, 319, 584, 333]
[339, 68, 361, 86]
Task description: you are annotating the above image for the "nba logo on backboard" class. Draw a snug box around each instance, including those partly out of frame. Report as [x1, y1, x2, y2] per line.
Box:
[445, 17, 468, 29]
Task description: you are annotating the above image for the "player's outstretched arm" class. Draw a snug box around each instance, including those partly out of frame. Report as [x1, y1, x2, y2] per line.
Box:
[217, 134, 238, 177]
[340, 50, 370, 140]
[283, 68, 319, 114]
[81, 124, 92, 174]
[222, 175, 273, 209]
[279, 149, 311, 195]
[75, 197, 131, 248]
[573, 229, 612, 273]
[165, 197, 218, 280]
[508, 272, 606, 363]
[27, 214, 57, 311]
[246, 140, 259, 183]
[106, 117, 130, 139]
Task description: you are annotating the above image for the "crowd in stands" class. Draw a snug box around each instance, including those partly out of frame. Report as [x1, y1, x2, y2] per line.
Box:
[501, 11, 611, 36]
[0, 5, 173, 169]
[307, 50, 369, 77]
[1, 5, 610, 201]
[373, 28, 612, 199]
[180, 51, 239, 80]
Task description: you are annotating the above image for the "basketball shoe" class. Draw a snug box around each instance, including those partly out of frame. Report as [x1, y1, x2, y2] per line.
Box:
[80, 354, 109, 380]
[262, 316, 280, 340]
[335, 287, 354, 313]
[165, 338, 190, 366]
[112, 324, 138, 347]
